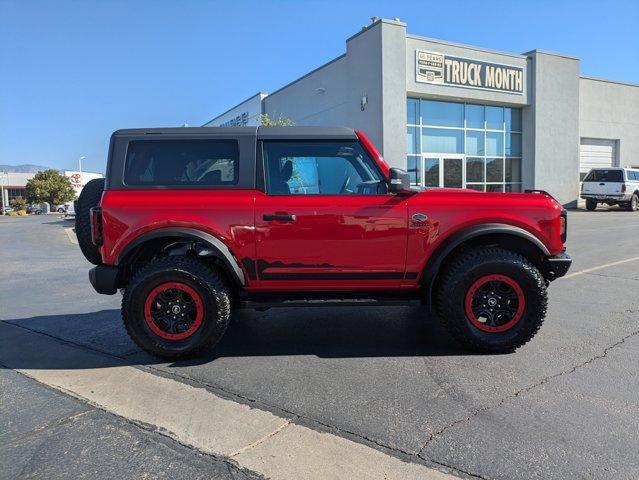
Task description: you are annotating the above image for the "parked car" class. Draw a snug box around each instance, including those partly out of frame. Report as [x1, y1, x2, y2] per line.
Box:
[27, 205, 43, 215]
[65, 201, 76, 216]
[581, 167, 639, 211]
[2, 206, 13, 215]
[75, 127, 571, 359]
[54, 204, 67, 213]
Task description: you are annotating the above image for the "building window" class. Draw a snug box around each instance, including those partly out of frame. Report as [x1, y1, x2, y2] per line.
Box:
[7, 187, 27, 202]
[406, 98, 522, 192]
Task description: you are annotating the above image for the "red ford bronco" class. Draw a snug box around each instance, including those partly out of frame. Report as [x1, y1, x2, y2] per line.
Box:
[76, 127, 571, 358]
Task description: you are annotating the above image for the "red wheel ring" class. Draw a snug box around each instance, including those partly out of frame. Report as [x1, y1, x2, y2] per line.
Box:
[464, 274, 525, 333]
[143, 282, 204, 340]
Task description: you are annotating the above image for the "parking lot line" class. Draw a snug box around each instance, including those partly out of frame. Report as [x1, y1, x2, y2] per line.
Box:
[64, 227, 78, 245]
[562, 256, 639, 279]
[0, 322, 456, 480]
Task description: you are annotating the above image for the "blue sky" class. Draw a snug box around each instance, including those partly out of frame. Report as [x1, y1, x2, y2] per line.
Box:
[1, 0, 637, 173]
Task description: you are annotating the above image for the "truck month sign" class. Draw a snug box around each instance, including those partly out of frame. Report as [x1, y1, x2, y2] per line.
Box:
[416, 50, 524, 95]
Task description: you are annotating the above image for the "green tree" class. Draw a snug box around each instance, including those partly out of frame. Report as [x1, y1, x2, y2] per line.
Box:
[10, 196, 27, 211]
[258, 113, 295, 126]
[25, 169, 75, 205]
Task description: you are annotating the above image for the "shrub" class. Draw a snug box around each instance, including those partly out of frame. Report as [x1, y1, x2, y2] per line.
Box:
[10, 196, 27, 211]
[7, 210, 27, 217]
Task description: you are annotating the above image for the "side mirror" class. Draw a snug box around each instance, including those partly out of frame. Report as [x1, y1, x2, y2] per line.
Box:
[388, 168, 412, 194]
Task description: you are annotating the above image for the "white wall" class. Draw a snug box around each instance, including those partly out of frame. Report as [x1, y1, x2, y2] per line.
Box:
[526, 51, 581, 206]
[579, 78, 639, 168]
[264, 56, 350, 127]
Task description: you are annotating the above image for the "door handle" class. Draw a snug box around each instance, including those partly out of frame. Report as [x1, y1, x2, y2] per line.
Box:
[263, 213, 296, 222]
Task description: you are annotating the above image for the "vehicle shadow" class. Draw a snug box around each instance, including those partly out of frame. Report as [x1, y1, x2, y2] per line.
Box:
[209, 306, 471, 360]
[1, 306, 479, 372]
[42, 218, 74, 227]
[571, 206, 632, 213]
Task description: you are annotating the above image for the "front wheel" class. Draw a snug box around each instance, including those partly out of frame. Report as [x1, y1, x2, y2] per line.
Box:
[585, 199, 597, 211]
[436, 247, 547, 353]
[122, 256, 231, 359]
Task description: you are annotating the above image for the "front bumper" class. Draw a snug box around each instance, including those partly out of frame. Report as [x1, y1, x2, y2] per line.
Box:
[545, 252, 572, 280]
[89, 265, 119, 295]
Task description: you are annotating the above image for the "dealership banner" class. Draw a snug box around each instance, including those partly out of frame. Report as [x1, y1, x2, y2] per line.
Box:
[416, 50, 524, 95]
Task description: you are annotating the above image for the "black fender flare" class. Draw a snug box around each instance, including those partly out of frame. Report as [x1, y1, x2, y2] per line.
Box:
[116, 228, 246, 286]
[420, 223, 550, 307]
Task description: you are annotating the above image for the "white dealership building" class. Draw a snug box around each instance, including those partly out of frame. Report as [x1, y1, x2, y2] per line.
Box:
[205, 18, 639, 206]
[0, 170, 103, 209]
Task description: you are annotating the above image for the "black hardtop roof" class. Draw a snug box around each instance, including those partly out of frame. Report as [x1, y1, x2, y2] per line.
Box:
[112, 126, 358, 139]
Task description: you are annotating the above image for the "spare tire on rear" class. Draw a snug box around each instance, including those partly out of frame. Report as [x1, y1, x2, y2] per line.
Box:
[75, 178, 105, 265]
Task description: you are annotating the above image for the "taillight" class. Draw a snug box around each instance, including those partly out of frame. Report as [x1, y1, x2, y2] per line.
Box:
[90, 207, 103, 246]
[560, 209, 567, 243]
[621, 184, 627, 193]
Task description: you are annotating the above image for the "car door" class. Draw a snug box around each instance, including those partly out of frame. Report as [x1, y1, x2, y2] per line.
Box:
[252, 139, 408, 291]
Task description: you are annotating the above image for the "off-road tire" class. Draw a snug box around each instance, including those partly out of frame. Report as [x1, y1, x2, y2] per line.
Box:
[626, 193, 638, 212]
[75, 178, 105, 265]
[585, 199, 597, 211]
[122, 256, 231, 359]
[436, 247, 547, 353]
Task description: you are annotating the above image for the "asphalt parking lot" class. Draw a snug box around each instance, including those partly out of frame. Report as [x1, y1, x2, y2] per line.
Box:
[1, 210, 638, 479]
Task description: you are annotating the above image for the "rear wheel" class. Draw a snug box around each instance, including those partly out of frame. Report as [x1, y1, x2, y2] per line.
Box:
[627, 193, 638, 211]
[436, 247, 547, 353]
[75, 178, 105, 265]
[122, 256, 231, 359]
[585, 199, 597, 211]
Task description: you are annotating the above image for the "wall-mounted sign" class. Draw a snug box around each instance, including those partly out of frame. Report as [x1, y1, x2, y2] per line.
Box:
[220, 112, 249, 127]
[205, 92, 267, 127]
[64, 171, 104, 195]
[416, 50, 524, 95]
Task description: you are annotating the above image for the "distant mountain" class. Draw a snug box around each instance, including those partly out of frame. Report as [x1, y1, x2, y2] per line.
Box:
[0, 164, 50, 173]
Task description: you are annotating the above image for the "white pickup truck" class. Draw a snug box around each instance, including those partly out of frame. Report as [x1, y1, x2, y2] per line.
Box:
[581, 167, 639, 211]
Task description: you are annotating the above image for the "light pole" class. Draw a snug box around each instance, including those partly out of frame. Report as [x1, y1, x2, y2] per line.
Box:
[78, 156, 86, 175]
[0, 171, 7, 211]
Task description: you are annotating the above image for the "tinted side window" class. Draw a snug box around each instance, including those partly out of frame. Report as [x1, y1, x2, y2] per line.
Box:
[124, 140, 239, 186]
[263, 141, 385, 195]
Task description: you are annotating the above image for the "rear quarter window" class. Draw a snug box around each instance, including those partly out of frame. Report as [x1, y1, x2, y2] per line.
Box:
[583, 170, 623, 182]
[124, 139, 239, 186]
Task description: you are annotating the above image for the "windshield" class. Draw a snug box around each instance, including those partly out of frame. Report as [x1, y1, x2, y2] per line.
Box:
[583, 170, 623, 182]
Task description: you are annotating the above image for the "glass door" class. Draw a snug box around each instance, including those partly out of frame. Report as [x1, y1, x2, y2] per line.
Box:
[442, 156, 464, 188]
[423, 157, 440, 188]
[422, 155, 465, 188]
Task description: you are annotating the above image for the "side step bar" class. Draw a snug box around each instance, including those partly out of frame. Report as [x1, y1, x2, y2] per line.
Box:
[239, 298, 421, 310]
